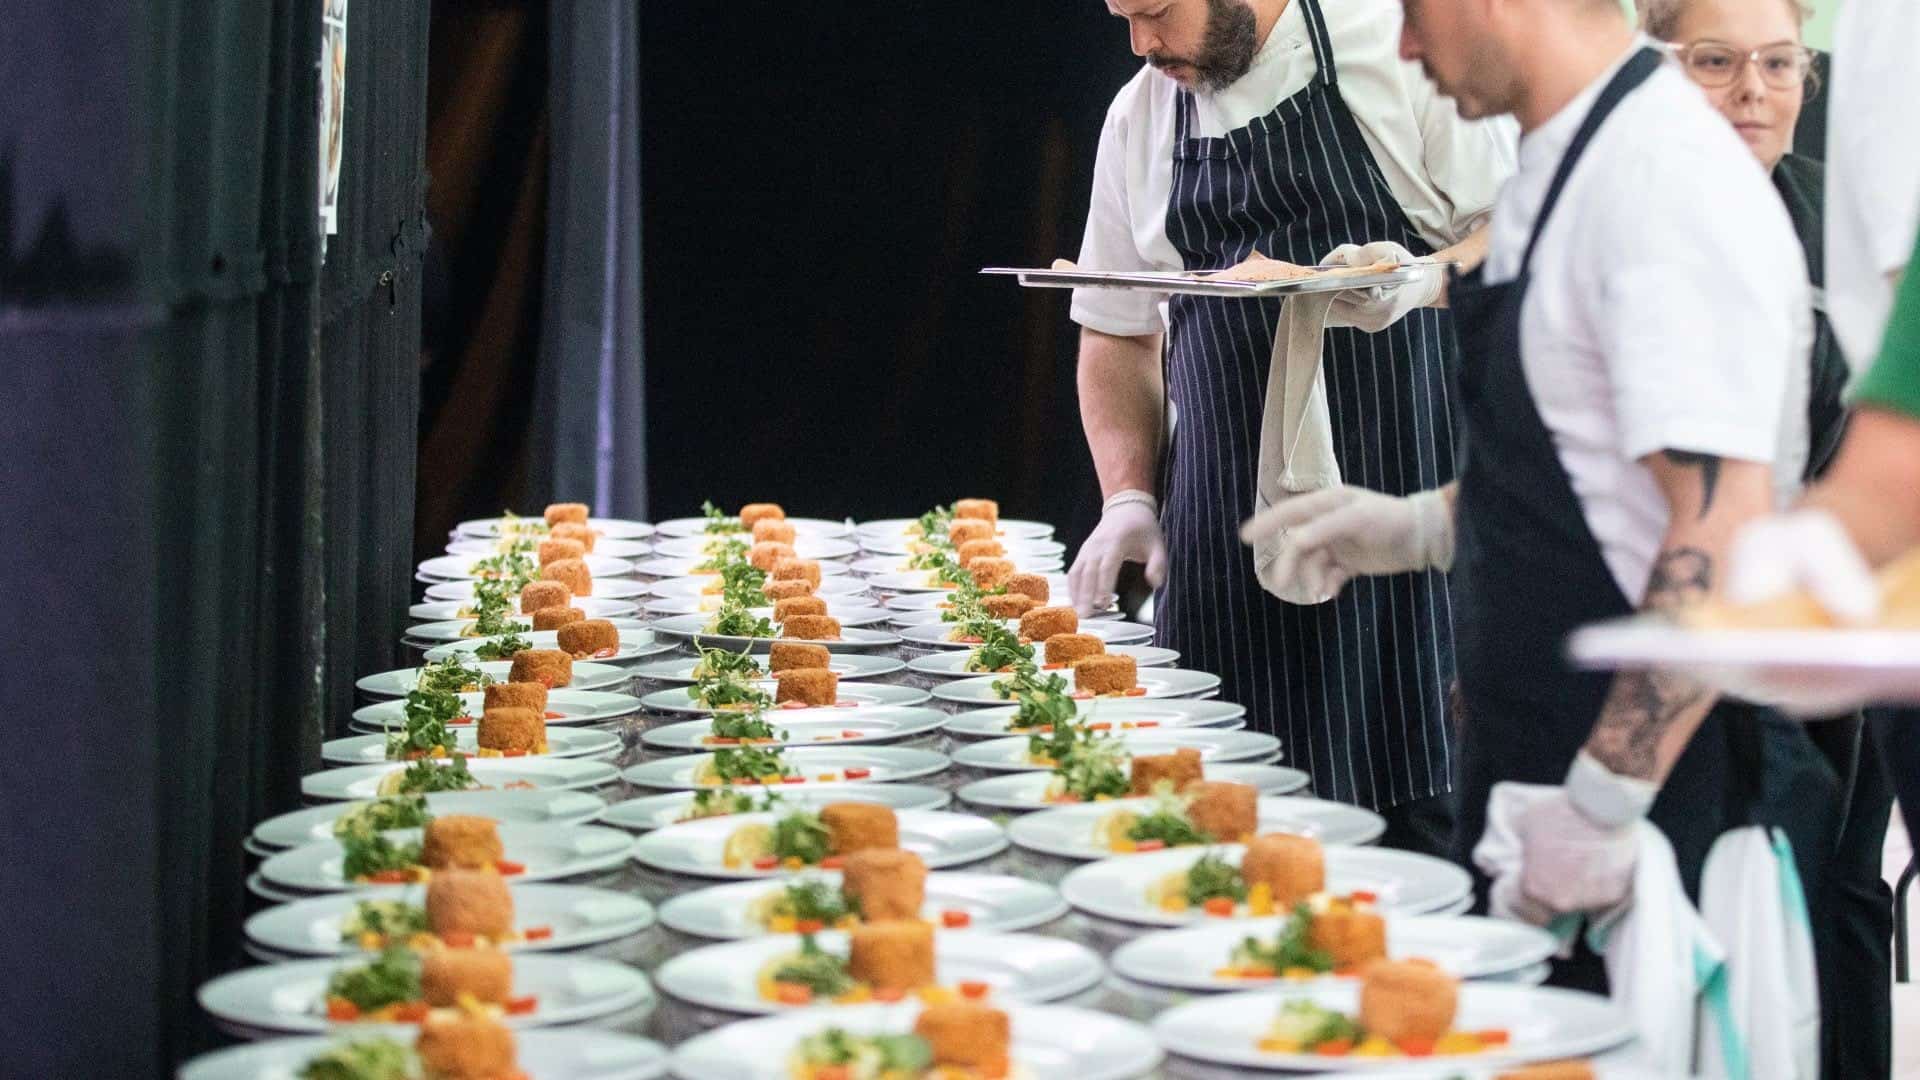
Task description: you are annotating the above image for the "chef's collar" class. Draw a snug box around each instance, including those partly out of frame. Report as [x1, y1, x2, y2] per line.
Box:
[1202, 0, 1310, 98]
[1517, 35, 1658, 172]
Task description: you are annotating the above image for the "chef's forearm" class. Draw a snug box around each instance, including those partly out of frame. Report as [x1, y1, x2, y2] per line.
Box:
[1805, 412, 1920, 566]
[1077, 327, 1167, 498]
[1429, 225, 1490, 309]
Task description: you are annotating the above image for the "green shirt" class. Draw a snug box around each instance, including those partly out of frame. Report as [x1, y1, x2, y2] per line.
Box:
[1855, 227, 1920, 418]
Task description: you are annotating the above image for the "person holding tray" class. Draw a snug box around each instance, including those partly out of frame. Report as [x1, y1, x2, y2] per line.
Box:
[1065, 0, 1514, 855]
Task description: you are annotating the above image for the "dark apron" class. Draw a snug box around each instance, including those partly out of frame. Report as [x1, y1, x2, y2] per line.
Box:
[1447, 48, 1843, 1018]
[1158, 0, 1456, 813]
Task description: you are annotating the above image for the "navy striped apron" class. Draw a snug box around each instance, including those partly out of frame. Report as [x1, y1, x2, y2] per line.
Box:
[1157, 0, 1456, 811]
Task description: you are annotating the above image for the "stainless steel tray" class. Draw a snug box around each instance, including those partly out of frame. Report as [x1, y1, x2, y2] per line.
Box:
[982, 264, 1420, 298]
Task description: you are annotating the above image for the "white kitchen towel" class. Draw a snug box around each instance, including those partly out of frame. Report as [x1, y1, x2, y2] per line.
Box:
[1697, 826, 1819, 1080]
[1252, 292, 1343, 604]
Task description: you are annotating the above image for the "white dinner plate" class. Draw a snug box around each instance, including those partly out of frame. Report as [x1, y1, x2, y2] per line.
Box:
[405, 616, 648, 645]
[179, 1029, 668, 1080]
[657, 871, 1066, 940]
[356, 661, 630, 699]
[423, 629, 674, 666]
[242, 883, 656, 959]
[601, 784, 953, 832]
[856, 538, 1068, 567]
[951, 728, 1282, 773]
[907, 643, 1178, 679]
[456, 515, 654, 541]
[652, 534, 859, 562]
[321, 726, 623, 766]
[884, 581, 1076, 612]
[653, 931, 1101, 1015]
[933, 667, 1220, 705]
[425, 577, 653, 602]
[1060, 845, 1474, 926]
[198, 952, 652, 1034]
[866, 569, 1084, 595]
[643, 597, 892, 622]
[251, 790, 609, 851]
[638, 683, 933, 717]
[669, 1002, 1157, 1080]
[646, 614, 902, 653]
[446, 535, 652, 559]
[349, 689, 642, 734]
[302, 757, 620, 802]
[631, 556, 853, 580]
[1151, 983, 1632, 1072]
[645, 574, 870, 600]
[1110, 914, 1560, 991]
[944, 698, 1245, 739]
[958, 762, 1311, 811]
[888, 606, 1124, 628]
[630, 809, 1005, 880]
[856, 517, 1057, 550]
[1009, 796, 1385, 860]
[899, 619, 1155, 650]
[411, 596, 641, 622]
[259, 823, 636, 893]
[621, 745, 951, 791]
[850, 553, 1065, 577]
[639, 707, 949, 750]
[626, 653, 905, 684]
[654, 515, 853, 539]
[418, 552, 634, 582]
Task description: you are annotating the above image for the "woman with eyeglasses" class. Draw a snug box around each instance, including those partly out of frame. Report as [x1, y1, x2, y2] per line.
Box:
[1646, 3, 1896, 1077]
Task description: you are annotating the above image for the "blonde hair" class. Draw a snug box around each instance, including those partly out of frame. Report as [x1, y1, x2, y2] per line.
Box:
[1640, 0, 1811, 41]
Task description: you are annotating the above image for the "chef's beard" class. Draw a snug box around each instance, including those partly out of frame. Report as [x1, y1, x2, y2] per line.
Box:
[1149, 0, 1260, 93]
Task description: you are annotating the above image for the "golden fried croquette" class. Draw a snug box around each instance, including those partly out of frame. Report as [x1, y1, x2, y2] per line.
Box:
[953, 499, 1000, 526]
[774, 596, 828, 621]
[958, 539, 1006, 564]
[739, 503, 786, 529]
[1241, 833, 1326, 908]
[981, 593, 1036, 620]
[848, 919, 935, 993]
[548, 521, 596, 552]
[1308, 904, 1388, 971]
[948, 519, 995, 547]
[1073, 654, 1138, 695]
[1130, 747, 1204, 796]
[762, 579, 815, 602]
[1359, 959, 1458, 1046]
[1184, 781, 1258, 843]
[821, 802, 899, 855]
[556, 618, 620, 658]
[508, 649, 573, 688]
[1004, 573, 1050, 605]
[415, 1013, 518, 1080]
[537, 537, 586, 567]
[841, 848, 926, 921]
[750, 541, 797, 572]
[543, 503, 589, 526]
[483, 681, 548, 715]
[1494, 1064, 1598, 1080]
[518, 580, 571, 615]
[530, 605, 585, 631]
[781, 614, 842, 641]
[968, 558, 1015, 591]
[769, 642, 831, 673]
[540, 557, 592, 597]
[421, 815, 504, 871]
[478, 707, 544, 754]
[774, 667, 840, 707]
[1044, 634, 1105, 667]
[772, 558, 823, 588]
[420, 947, 513, 1007]
[752, 518, 798, 546]
[1018, 607, 1077, 645]
[914, 1002, 1011, 1072]
[426, 868, 515, 939]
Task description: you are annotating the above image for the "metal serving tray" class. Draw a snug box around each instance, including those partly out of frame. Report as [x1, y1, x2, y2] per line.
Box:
[982, 264, 1420, 299]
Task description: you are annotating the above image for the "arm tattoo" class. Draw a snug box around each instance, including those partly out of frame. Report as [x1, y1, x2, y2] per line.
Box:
[1586, 546, 1715, 779]
[1664, 451, 1722, 519]
[1646, 546, 1713, 606]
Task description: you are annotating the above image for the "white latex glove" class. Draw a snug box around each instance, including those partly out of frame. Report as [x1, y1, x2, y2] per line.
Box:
[1321, 241, 1443, 332]
[1068, 498, 1168, 617]
[1239, 486, 1453, 600]
[1726, 509, 1880, 624]
[1516, 752, 1654, 920]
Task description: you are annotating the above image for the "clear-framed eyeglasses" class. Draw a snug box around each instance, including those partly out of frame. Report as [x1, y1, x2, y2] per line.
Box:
[1668, 40, 1815, 91]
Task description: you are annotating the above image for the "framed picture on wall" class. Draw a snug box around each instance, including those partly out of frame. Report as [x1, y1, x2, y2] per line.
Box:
[318, 0, 348, 246]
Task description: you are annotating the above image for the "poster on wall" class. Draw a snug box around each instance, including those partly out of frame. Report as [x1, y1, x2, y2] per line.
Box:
[318, 0, 348, 249]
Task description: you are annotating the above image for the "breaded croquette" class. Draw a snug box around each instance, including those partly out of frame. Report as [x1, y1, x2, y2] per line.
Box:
[518, 580, 571, 615]
[1044, 633, 1105, 667]
[772, 558, 823, 589]
[773, 596, 828, 621]
[981, 593, 1036, 620]
[948, 519, 995, 547]
[483, 681, 548, 715]
[1018, 606, 1078, 643]
[421, 815, 504, 871]
[530, 605, 585, 631]
[750, 541, 796, 572]
[556, 618, 620, 658]
[848, 919, 935, 994]
[537, 538, 585, 567]
[1241, 833, 1326, 907]
[1359, 959, 1458, 1046]
[548, 521, 596, 552]
[420, 947, 512, 1006]
[841, 848, 926, 921]
[1074, 654, 1138, 695]
[953, 499, 1000, 526]
[781, 614, 842, 641]
[1130, 747, 1204, 796]
[1494, 1064, 1598, 1080]
[1308, 904, 1388, 971]
[1184, 781, 1258, 842]
[958, 539, 1006, 564]
[914, 1002, 1011, 1072]
[478, 706, 544, 754]
[968, 557, 1015, 591]
[540, 557, 592, 597]
[426, 868, 515, 939]
[543, 503, 589, 526]
[762, 579, 815, 602]
[769, 642, 832, 673]
[752, 518, 798, 546]
[1003, 573, 1050, 605]
[774, 667, 839, 707]
[415, 1013, 518, 1080]
[739, 503, 786, 529]
[509, 648, 573, 688]
[821, 802, 899, 855]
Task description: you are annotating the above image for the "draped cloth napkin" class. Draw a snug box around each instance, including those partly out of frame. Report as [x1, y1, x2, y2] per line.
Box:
[1252, 292, 1343, 604]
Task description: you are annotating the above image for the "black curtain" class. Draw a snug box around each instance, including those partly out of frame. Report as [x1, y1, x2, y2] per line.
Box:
[0, 0, 428, 1073]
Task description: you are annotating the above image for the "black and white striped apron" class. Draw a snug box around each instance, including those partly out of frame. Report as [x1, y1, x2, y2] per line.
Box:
[1156, 0, 1456, 810]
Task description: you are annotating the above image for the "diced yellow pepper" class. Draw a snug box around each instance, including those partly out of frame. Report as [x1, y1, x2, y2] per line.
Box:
[769, 915, 797, 933]
[1434, 1032, 1483, 1054]
[1256, 1038, 1302, 1054]
[1159, 894, 1189, 912]
[1353, 1036, 1397, 1057]
[1247, 882, 1275, 916]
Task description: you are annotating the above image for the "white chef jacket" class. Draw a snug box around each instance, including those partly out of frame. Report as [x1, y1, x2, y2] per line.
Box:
[1826, 0, 1920, 368]
[1482, 42, 1812, 602]
[1070, 0, 1516, 337]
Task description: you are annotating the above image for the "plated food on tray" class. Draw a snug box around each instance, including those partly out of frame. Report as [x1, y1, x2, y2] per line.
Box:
[656, 871, 1067, 942]
[943, 698, 1243, 739]
[600, 784, 952, 833]
[642, 647, 931, 719]
[628, 803, 1005, 880]
[251, 791, 607, 852]
[628, 650, 903, 685]
[653, 501, 853, 540]
[952, 725, 1281, 801]
[303, 756, 620, 802]
[1007, 791, 1384, 860]
[423, 623, 668, 666]
[356, 657, 631, 699]
[621, 745, 951, 791]
[178, 1026, 670, 1080]
[639, 707, 947, 752]
[350, 689, 641, 735]
[349, 677, 625, 765]
[259, 820, 635, 893]
[244, 881, 656, 959]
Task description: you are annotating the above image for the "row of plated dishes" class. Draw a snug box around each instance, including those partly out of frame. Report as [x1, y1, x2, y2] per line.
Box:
[184, 500, 1641, 1080]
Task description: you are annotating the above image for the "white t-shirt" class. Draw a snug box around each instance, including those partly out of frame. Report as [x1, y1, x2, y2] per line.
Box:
[1826, 0, 1920, 368]
[1482, 43, 1812, 601]
[1070, 0, 1516, 337]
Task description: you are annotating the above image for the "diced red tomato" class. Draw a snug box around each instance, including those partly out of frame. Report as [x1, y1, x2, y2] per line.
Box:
[815, 1067, 852, 1080]
[840, 731, 862, 739]
[495, 860, 526, 876]
[843, 767, 871, 780]
[795, 918, 825, 934]
[505, 995, 538, 1016]
[959, 981, 991, 1000]
[537, 675, 555, 688]
[1202, 897, 1235, 917]
[325, 998, 361, 1021]
[1136, 721, 1159, 728]
[451, 715, 474, 725]
[1349, 890, 1378, 903]
[780, 701, 810, 710]
[1071, 691, 1094, 701]
[1122, 687, 1148, 696]
[781, 775, 805, 784]
[362, 869, 413, 884]
[1087, 722, 1111, 731]
[1042, 663, 1065, 671]
[752, 855, 779, 870]
[593, 647, 616, 658]
[872, 987, 906, 1003]
[1475, 1029, 1511, 1046]
[522, 925, 553, 941]
[1313, 1039, 1354, 1057]
[440, 931, 476, 948]
[1052, 793, 1081, 803]
[503, 749, 527, 758]
[708, 737, 739, 746]
[941, 909, 972, 928]
[1134, 839, 1166, 852]
[820, 856, 845, 870]
[389, 1002, 431, 1023]
[774, 982, 814, 1005]
[1396, 1036, 1436, 1057]
[543, 711, 564, 719]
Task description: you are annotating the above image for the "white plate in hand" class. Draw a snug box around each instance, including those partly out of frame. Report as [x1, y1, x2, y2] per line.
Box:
[629, 810, 1006, 880]
[645, 574, 870, 600]
[418, 552, 634, 582]
[447, 535, 652, 559]
[321, 727, 622, 766]
[1009, 796, 1385, 860]
[601, 784, 952, 832]
[670, 1002, 1158, 1080]
[907, 643, 1177, 679]
[180, 1028, 669, 1080]
[251, 790, 609, 851]
[1151, 983, 1631, 1072]
[646, 614, 902, 652]
[355, 661, 630, 699]
[621, 746, 951, 791]
[349, 689, 643, 733]
[405, 616, 649, 645]
[856, 517, 1058, 551]
[301, 756, 620, 802]
[640, 708, 948, 751]
[423, 630, 674, 666]
[259, 823, 636, 893]
[652, 534, 859, 562]
[654, 515, 853, 539]
[657, 871, 1066, 940]
[945, 698, 1244, 739]
[456, 514, 654, 540]
[898, 619, 1154, 649]
[1059, 845, 1473, 926]
[1110, 914, 1559, 991]
[411, 596, 642, 622]
[933, 668, 1220, 705]
[425, 577, 653, 602]
[952, 728, 1282, 772]
[1570, 617, 1920, 714]
[626, 653, 905, 684]
[653, 931, 1102, 1015]
[958, 763, 1311, 811]
[243, 882, 656, 958]
[638, 683, 933, 717]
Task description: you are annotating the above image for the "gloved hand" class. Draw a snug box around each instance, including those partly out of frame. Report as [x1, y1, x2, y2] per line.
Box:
[1321, 241, 1443, 332]
[1239, 485, 1453, 600]
[1726, 509, 1880, 624]
[1068, 495, 1168, 617]
[1515, 752, 1654, 921]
